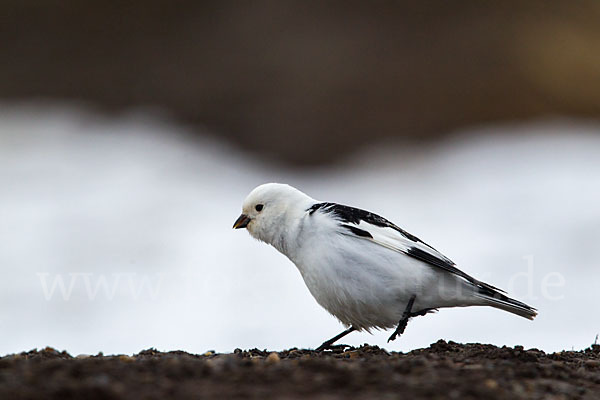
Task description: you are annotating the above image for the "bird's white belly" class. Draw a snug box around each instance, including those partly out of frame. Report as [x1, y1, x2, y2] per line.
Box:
[294, 235, 450, 330]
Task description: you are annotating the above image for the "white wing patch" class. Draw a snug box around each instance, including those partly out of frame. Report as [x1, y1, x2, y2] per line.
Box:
[338, 219, 507, 293]
[346, 220, 455, 267]
[309, 201, 505, 293]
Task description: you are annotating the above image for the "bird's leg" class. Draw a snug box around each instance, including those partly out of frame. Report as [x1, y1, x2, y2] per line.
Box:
[316, 326, 357, 351]
[387, 295, 416, 343]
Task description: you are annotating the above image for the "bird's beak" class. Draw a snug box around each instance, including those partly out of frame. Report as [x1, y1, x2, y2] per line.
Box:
[232, 214, 251, 229]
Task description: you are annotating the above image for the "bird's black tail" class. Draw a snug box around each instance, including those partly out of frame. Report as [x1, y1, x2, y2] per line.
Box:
[473, 284, 537, 320]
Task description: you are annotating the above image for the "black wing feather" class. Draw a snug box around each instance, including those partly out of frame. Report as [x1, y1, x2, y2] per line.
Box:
[404, 247, 499, 291]
[308, 202, 505, 294]
[308, 202, 422, 243]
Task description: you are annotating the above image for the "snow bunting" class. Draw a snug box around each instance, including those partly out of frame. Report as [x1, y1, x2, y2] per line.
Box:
[233, 183, 536, 350]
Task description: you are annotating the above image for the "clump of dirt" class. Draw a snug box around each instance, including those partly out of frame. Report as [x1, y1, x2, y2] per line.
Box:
[1, 341, 599, 399]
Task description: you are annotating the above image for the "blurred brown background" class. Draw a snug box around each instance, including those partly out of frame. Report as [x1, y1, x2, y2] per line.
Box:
[2, 0, 600, 164]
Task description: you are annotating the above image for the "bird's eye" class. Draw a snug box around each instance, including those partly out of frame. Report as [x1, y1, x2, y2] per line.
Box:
[255, 204, 264, 212]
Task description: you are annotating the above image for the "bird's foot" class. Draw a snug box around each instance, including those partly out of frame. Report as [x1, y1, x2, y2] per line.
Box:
[410, 310, 428, 317]
[388, 294, 417, 343]
[315, 343, 352, 352]
[315, 326, 357, 352]
[387, 319, 409, 343]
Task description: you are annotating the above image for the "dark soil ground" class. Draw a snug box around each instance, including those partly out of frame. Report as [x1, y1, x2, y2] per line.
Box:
[1, 340, 599, 399]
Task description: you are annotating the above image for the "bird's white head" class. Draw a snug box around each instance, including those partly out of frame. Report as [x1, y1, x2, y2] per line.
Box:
[233, 183, 314, 247]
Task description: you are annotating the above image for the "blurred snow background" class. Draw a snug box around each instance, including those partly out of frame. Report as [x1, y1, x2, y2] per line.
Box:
[1, 104, 598, 356]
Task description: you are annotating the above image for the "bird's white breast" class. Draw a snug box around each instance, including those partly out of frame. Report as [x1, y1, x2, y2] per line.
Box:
[285, 212, 436, 330]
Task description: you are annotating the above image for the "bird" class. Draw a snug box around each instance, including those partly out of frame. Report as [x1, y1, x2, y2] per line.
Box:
[233, 183, 536, 350]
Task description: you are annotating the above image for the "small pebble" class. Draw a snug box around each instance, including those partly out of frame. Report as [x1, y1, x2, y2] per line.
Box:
[342, 351, 359, 359]
[266, 352, 280, 364]
[484, 379, 499, 389]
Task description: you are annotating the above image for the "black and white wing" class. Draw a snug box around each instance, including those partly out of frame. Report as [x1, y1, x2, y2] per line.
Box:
[308, 202, 504, 294]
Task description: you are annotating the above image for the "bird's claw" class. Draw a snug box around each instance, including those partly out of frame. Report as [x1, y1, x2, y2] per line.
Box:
[316, 343, 351, 352]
